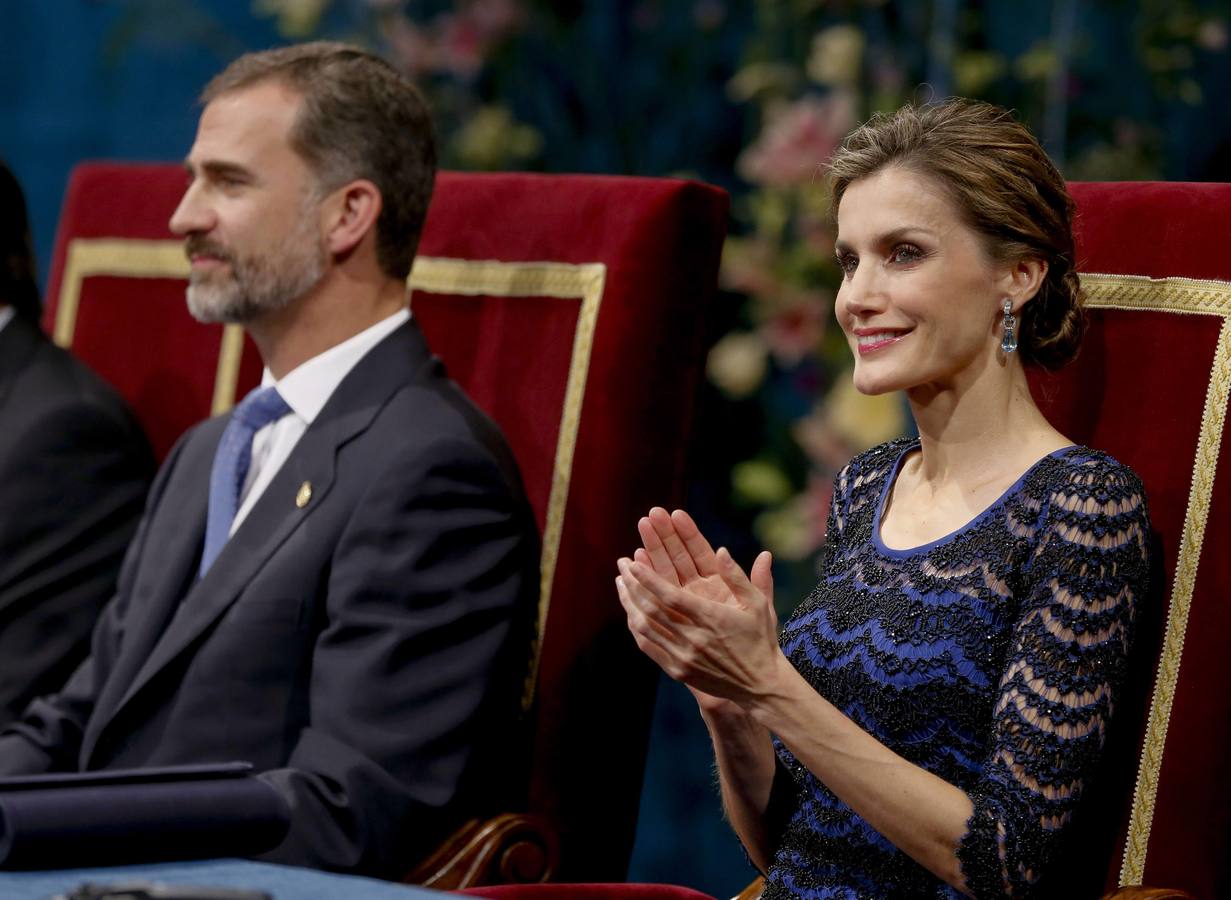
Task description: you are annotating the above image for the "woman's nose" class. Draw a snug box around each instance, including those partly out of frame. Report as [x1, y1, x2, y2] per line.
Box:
[838, 263, 886, 320]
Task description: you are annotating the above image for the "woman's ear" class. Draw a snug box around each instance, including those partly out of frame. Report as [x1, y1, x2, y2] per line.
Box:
[322, 179, 382, 258]
[1001, 257, 1049, 313]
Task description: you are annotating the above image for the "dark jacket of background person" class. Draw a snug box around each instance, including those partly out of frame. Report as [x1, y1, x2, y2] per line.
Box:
[0, 161, 155, 725]
[0, 314, 154, 723]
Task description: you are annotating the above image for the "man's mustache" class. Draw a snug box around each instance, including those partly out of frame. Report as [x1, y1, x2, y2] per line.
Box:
[184, 238, 233, 263]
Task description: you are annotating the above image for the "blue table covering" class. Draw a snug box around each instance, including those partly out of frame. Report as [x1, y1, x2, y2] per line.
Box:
[0, 858, 447, 899]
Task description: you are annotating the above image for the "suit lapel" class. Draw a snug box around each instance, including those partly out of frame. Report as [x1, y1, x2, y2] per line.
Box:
[87, 320, 433, 751]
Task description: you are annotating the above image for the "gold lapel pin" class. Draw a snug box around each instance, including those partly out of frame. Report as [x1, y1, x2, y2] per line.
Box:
[296, 481, 313, 508]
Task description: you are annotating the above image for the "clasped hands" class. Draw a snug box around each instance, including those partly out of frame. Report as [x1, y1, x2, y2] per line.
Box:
[616, 507, 788, 712]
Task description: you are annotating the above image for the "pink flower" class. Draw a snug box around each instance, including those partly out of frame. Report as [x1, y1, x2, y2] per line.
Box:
[441, 13, 486, 77]
[385, 17, 438, 78]
[382, 1, 525, 80]
[758, 292, 828, 366]
[737, 92, 856, 187]
[442, 0, 525, 76]
[719, 237, 782, 297]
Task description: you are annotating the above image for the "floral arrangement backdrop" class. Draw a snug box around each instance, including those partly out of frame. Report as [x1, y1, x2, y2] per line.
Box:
[4, 1, 1231, 894]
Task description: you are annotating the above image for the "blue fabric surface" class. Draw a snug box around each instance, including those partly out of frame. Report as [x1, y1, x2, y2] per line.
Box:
[0, 858, 444, 899]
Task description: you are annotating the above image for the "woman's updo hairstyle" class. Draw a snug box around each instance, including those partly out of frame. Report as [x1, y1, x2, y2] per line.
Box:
[827, 98, 1084, 369]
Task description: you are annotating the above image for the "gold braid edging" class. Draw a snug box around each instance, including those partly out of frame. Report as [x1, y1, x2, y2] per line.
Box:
[55, 238, 247, 414]
[1081, 272, 1231, 315]
[1080, 274, 1231, 886]
[409, 257, 607, 712]
[55, 239, 188, 346]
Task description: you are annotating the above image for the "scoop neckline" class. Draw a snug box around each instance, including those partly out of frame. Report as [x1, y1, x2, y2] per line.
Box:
[872, 440, 1077, 557]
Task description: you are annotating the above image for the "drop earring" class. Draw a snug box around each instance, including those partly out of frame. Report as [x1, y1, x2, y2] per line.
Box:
[1000, 298, 1018, 354]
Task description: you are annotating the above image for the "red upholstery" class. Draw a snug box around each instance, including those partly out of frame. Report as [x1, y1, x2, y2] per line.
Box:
[43, 164, 263, 459]
[43, 163, 730, 882]
[1024, 182, 1231, 898]
[457, 886, 716, 900]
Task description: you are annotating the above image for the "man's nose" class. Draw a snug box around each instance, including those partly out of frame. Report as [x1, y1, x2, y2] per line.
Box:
[169, 181, 212, 236]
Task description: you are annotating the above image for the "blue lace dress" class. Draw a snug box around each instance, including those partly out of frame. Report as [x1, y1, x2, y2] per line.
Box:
[761, 440, 1151, 899]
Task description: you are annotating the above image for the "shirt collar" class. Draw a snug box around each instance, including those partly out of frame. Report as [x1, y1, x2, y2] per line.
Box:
[262, 308, 410, 425]
[0, 306, 16, 335]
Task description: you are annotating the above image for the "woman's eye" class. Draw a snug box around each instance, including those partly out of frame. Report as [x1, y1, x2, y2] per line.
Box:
[890, 244, 924, 264]
[837, 254, 858, 276]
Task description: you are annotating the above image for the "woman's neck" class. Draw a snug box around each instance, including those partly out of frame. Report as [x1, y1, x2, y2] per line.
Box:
[904, 360, 1067, 488]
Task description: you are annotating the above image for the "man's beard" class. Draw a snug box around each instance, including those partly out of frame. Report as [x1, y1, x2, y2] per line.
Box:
[185, 209, 326, 325]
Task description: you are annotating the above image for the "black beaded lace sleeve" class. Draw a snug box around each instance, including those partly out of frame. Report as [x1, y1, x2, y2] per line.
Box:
[953, 454, 1150, 897]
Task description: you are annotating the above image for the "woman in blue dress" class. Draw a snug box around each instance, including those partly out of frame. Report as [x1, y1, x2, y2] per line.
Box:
[616, 99, 1151, 898]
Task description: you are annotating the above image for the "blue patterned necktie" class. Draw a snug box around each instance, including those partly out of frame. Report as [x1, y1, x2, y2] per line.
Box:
[200, 386, 292, 576]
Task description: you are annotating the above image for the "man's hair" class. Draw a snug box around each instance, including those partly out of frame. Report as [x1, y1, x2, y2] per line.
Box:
[203, 42, 437, 281]
[0, 161, 42, 323]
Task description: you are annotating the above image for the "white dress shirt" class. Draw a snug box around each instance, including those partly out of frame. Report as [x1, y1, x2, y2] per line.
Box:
[0, 306, 16, 335]
[229, 308, 410, 534]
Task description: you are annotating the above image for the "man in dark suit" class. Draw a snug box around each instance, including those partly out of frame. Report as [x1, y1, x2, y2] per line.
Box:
[0, 161, 154, 725]
[0, 44, 538, 878]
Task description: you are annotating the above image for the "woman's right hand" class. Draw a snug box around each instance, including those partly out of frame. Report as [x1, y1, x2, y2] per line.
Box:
[620, 507, 778, 711]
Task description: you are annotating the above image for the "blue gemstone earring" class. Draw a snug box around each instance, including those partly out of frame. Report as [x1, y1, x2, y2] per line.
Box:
[1000, 298, 1018, 354]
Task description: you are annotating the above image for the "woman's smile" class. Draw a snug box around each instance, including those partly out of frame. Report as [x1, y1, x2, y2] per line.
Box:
[854, 329, 911, 354]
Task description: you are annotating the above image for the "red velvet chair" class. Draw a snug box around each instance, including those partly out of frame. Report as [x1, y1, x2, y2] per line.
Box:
[1022, 181, 1231, 899]
[43, 163, 729, 887]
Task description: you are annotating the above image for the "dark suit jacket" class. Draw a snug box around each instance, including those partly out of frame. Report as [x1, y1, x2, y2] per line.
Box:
[0, 314, 153, 725]
[0, 319, 539, 878]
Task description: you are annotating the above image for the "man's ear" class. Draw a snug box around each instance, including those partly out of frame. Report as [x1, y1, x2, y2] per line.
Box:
[323, 179, 382, 258]
[1001, 256, 1049, 314]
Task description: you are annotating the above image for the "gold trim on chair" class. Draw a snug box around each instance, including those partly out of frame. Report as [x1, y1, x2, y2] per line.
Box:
[55, 239, 188, 346]
[58, 239, 606, 715]
[1080, 274, 1231, 886]
[54, 238, 247, 415]
[409, 256, 607, 712]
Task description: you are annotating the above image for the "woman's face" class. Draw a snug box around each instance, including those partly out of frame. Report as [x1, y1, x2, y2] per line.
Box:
[833, 166, 1014, 397]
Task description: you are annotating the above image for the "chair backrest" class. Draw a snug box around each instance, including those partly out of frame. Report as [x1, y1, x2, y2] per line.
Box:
[44, 163, 730, 881]
[1025, 182, 1231, 899]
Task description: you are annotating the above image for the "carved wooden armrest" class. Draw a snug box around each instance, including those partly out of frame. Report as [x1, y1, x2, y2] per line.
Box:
[405, 812, 560, 890]
[731, 876, 764, 900]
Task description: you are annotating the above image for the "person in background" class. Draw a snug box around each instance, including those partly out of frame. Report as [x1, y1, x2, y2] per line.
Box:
[0, 160, 154, 726]
[618, 99, 1151, 898]
[0, 43, 538, 878]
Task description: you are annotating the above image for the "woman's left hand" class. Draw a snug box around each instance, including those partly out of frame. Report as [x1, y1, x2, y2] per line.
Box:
[616, 511, 786, 705]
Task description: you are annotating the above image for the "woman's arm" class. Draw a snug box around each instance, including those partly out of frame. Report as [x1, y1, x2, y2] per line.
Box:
[696, 694, 780, 873]
[952, 459, 1151, 896]
[619, 535, 977, 892]
[618, 511, 780, 869]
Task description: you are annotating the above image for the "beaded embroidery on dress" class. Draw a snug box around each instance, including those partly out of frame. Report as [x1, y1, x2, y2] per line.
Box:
[760, 439, 1151, 899]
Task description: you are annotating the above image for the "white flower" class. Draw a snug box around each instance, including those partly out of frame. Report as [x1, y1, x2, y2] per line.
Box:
[807, 24, 865, 88]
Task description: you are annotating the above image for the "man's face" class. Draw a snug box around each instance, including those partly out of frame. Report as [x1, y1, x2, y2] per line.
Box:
[170, 80, 327, 325]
